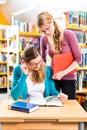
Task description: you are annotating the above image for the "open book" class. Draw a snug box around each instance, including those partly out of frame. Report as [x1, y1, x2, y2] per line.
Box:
[29, 96, 63, 107]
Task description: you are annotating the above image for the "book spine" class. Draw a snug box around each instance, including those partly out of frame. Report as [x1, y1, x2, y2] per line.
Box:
[8, 105, 39, 113]
[8, 105, 29, 113]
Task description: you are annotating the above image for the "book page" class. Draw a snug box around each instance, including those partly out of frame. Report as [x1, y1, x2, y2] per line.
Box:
[29, 97, 46, 106]
[29, 96, 63, 106]
[46, 96, 63, 107]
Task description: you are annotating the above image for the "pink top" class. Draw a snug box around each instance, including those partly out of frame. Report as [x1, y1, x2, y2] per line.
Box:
[40, 29, 82, 80]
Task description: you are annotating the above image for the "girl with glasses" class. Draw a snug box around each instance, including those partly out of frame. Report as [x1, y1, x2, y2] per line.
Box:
[11, 46, 68, 104]
[37, 12, 82, 99]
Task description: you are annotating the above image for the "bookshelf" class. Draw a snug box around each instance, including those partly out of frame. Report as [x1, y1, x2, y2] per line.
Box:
[0, 25, 19, 96]
[65, 12, 87, 77]
[65, 11, 87, 110]
[66, 24, 87, 91]
[19, 32, 41, 37]
[66, 24, 87, 48]
[0, 26, 7, 89]
[11, 6, 42, 61]
[14, 21, 42, 61]
[66, 24, 87, 92]
[0, 23, 41, 97]
[0, 61, 7, 88]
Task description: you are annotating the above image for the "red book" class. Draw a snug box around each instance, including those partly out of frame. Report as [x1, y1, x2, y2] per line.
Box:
[53, 52, 76, 74]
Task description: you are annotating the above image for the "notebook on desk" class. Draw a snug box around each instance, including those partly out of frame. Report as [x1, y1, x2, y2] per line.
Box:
[53, 52, 76, 74]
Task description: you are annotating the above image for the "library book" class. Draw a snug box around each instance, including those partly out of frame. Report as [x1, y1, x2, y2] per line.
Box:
[8, 101, 39, 113]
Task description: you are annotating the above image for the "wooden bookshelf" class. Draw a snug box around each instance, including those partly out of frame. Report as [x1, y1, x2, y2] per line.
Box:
[19, 32, 42, 37]
[79, 43, 87, 48]
[77, 66, 87, 71]
[66, 24, 87, 31]
[76, 89, 87, 94]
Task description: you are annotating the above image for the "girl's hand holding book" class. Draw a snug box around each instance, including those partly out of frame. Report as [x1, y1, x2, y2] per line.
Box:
[58, 93, 68, 103]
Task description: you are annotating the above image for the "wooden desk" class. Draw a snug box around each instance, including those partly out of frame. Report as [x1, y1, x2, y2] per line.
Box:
[0, 99, 87, 130]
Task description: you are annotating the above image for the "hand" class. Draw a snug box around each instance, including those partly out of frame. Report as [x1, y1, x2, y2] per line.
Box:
[52, 71, 64, 80]
[58, 93, 68, 103]
[21, 63, 29, 75]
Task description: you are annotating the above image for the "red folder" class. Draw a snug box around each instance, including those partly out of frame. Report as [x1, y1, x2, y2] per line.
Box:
[53, 52, 76, 74]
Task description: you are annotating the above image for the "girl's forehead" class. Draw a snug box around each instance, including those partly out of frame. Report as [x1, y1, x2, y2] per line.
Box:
[30, 55, 41, 62]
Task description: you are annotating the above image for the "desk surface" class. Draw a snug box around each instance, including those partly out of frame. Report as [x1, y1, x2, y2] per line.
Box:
[0, 99, 87, 123]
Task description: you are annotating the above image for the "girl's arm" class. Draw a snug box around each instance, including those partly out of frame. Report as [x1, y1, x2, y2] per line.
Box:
[53, 30, 82, 80]
[11, 66, 28, 100]
[52, 61, 78, 80]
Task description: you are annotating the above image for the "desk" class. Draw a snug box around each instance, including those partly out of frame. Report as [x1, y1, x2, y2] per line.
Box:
[0, 99, 87, 130]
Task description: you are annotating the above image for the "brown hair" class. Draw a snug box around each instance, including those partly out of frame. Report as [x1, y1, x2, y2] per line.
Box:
[23, 46, 45, 84]
[23, 46, 39, 62]
[38, 12, 63, 53]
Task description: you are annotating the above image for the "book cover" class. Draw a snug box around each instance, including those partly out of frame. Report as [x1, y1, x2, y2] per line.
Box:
[8, 101, 39, 113]
[53, 52, 76, 74]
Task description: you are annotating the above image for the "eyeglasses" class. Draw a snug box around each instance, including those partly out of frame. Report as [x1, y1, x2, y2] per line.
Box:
[40, 23, 54, 34]
[28, 59, 42, 67]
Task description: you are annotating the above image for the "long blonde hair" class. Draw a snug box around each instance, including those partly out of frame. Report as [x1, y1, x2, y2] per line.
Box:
[30, 63, 45, 84]
[38, 12, 63, 54]
[24, 46, 45, 83]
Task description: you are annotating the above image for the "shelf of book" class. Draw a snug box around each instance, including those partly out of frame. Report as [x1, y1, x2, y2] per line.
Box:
[13, 19, 42, 56]
[65, 13, 87, 93]
[0, 61, 7, 64]
[0, 84, 7, 87]
[65, 23, 87, 110]
[0, 25, 19, 95]
[0, 34, 7, 89]
[0, 72, 7, 75]
[79, 43, 87, 48]
[19, 32, 42, 61]
[77, 66, 87, 71]
[0, 38, 7, 41]
[19, 32, 42, 37]
[66, 24, 87, 31]
[76, 89, 87, 94]
[66, 24, 87, 48]
[76, 87, 87, 111]
[76, 66, 87, 95]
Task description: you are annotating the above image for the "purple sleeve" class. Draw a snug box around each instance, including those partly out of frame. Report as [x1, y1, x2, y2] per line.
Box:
[40, 36, 47, 63]
[65, 30, 82, 64]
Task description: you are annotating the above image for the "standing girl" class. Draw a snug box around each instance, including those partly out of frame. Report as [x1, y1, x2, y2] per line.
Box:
[37, 12, 82, 99]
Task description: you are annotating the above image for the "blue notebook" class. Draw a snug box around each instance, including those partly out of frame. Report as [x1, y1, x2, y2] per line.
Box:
[8, 101, 39, 113]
